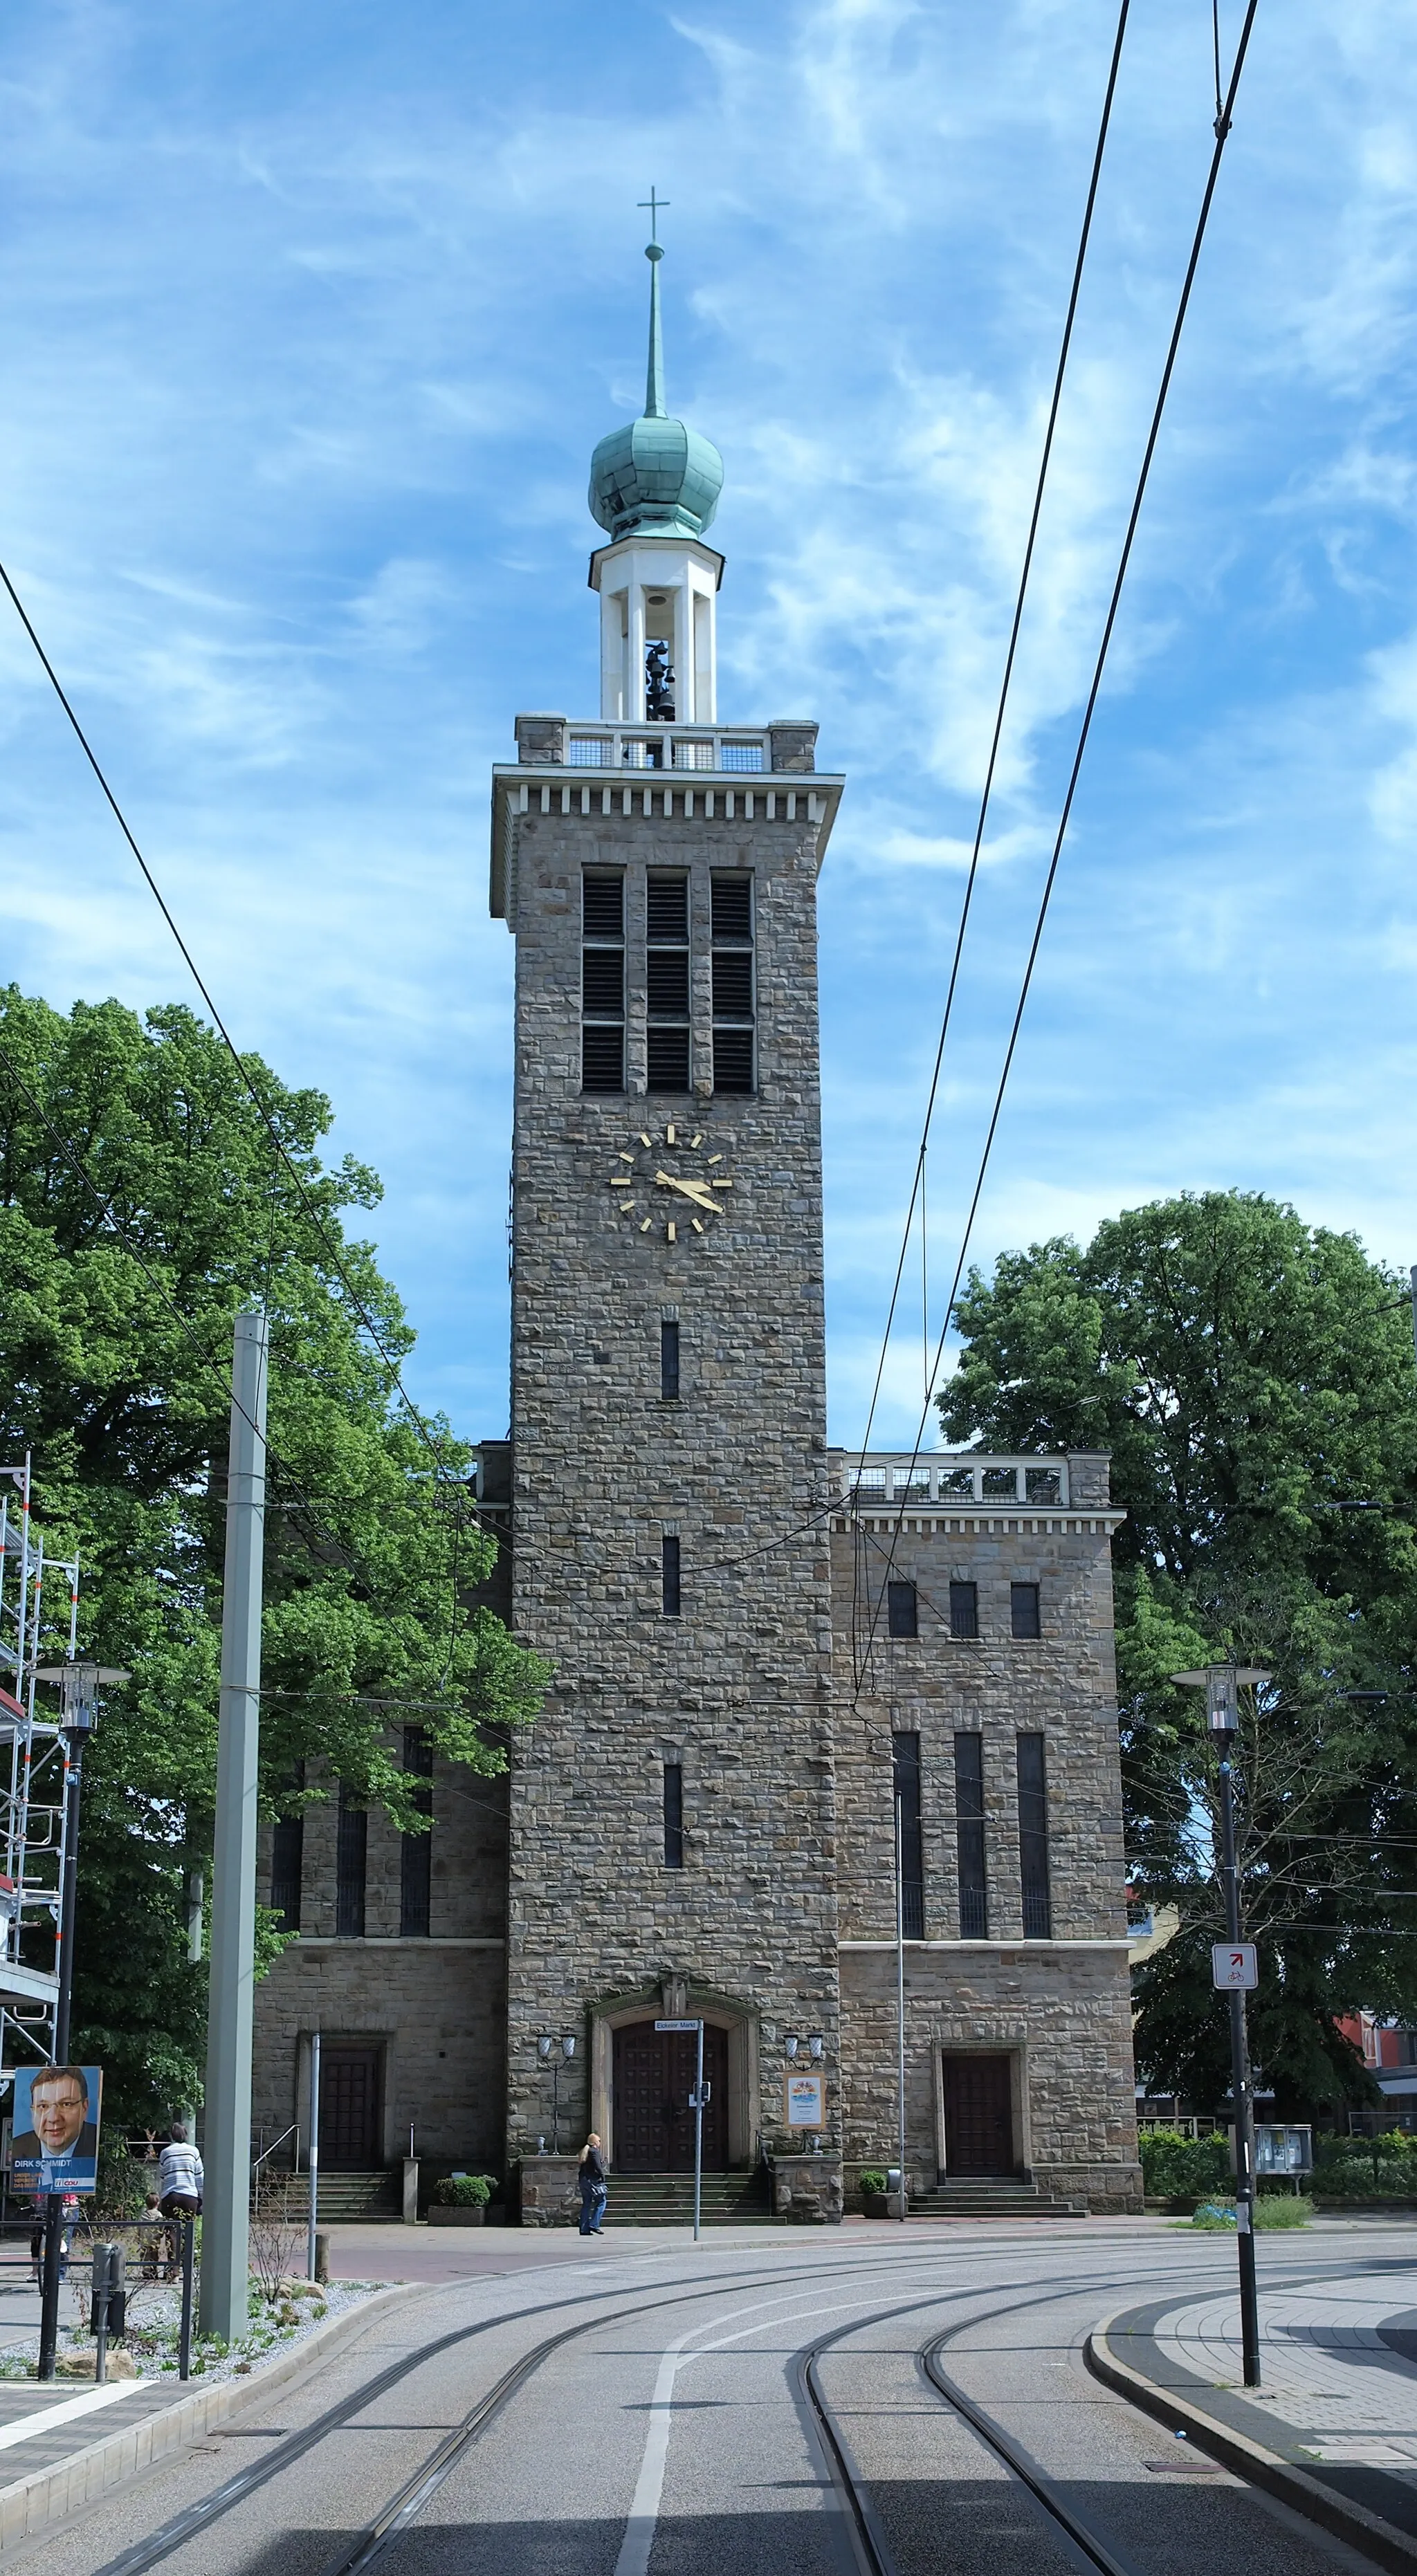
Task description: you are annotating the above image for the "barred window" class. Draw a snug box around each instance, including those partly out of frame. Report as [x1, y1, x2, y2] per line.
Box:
[1017, 1734, 1052, 1940]
[893, 1733, 924, 1939]
[887, 1579, 918, 1638]
[664, 1760, 684, 1868]
[949, 1580, 979, 1639]
[954, 1733, 987, 1939]
[1011, 1582, 1041, 1639]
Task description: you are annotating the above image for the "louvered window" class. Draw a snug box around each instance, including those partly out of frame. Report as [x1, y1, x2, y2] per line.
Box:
[954, 1733, 987, 1938]
[711, 872, 754, 1094]
[582, 872, 625, 1093]
[646, 872, 691, 1092]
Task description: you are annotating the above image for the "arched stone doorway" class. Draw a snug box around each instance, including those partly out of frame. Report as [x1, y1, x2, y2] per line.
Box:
[589, 1983, 759, 2171]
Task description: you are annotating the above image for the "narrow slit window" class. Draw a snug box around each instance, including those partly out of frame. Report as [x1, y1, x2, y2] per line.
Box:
[886, 1579, 917, 1639]
[949, 1580, 979, 1639]
[646, 870, 691, 1093]
[661, 1319, 680, 1401]
[1011, 1581, 1041, 1639]
[582, 870, 625, 1094]
[663, 1760, 684, 1868]
[336, 1784, 367, 1940]
[711, 870, 754, 1094]
[893, 1732, 924, 1940]
[954, 1733, 987, 1939]
[1017, 1733, 1052, 1940]
[661, 1534, 682, 1618]
[400, 1727, 434, 1940]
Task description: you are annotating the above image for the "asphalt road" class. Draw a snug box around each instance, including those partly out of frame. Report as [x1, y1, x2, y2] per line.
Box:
[6, 2219, 1411, 2576]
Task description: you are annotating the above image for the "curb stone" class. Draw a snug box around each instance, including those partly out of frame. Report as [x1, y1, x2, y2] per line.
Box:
[1086, 2308, 1417, 2576]
[0, 2281, 417, 2555]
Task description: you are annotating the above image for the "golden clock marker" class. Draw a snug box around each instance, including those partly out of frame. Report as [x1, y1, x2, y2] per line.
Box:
[639, 1217, 652, 1232]
[689, 1133, 703, 1148]
[616, 1150, 635, 1165]
[639, 1132, 652, 1148]
[666, 1124, 676, 1145]
[706, 1153, 723, 1165]
[666, 1221, 677, 1242]
[620, 1202, 636, 1214]
[691, 1218, 704, 1234]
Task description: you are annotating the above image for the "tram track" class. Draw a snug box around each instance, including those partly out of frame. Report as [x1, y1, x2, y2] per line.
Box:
[85, 2241, 1393, 2576]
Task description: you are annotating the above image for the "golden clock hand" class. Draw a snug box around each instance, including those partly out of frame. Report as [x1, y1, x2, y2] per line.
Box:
[655, 1170, 724, 1212]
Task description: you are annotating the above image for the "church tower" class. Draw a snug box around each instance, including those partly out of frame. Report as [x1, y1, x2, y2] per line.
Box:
[489, 224, 846, 2207]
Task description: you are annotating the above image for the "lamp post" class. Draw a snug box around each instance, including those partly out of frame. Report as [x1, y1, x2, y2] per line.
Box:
[32, 1659, 129, 2383]
[1172, 1659, 1269, 2389]
[537, 2033, 576, 2153]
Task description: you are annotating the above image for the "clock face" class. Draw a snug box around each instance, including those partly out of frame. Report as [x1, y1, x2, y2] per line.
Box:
[604, 1123, 735, 1243]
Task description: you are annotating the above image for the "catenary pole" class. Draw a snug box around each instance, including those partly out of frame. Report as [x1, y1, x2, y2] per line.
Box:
[895, 1794, 907, 2224]
[199, 1307, 268, 2344]
[1217, 1731, 1262, 2386]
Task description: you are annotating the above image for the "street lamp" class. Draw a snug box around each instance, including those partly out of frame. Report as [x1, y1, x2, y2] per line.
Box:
[1172, 1658, 1269, 2389]
[537, 2032, 577, 2153]
[32, 1659, 128, 2382]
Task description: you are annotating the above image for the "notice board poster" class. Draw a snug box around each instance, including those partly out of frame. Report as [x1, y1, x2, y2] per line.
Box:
[783, 2072, 825, 2129]
[10, 2065, 102, 2191]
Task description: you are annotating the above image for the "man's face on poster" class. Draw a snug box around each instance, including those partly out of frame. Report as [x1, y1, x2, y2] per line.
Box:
[31, 2076, 85, 2155]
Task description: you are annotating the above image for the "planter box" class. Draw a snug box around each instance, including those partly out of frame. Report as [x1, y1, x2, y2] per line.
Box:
[428, 2204, 485, 2227]
[861, 2191, 907, 2218]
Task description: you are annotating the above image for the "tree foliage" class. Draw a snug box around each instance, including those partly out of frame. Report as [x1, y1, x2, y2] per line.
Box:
[0, 985, 548, 2127]
[940, 1190, 1417, 2115]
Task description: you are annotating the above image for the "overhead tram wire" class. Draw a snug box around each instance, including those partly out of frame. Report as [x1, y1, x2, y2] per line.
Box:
[852, 0, 1262, 1700]
[848, 0, 1130, 1677]
[848, 0, 1132, 1489]
[0, 560, 463, 1501]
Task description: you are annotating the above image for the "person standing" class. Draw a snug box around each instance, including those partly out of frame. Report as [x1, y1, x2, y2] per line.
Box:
[578, 2133, 607, 2236]
[157, 2123, 203, 2281]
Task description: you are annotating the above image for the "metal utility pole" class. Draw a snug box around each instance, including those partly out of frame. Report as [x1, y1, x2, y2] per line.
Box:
[1173, 1659, 1268, 2390]
[33, 1659, 127, 2382]
[200, 1307, 269, 2345]
[895, 1794, 907, 2225]
[306, 2030, 321, 2285]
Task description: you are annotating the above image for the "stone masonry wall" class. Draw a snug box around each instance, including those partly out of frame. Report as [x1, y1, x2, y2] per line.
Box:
[251, 1749, 509, 2167]
[501, 750, 840, 2164]
[830, 1455, 1141, 2209]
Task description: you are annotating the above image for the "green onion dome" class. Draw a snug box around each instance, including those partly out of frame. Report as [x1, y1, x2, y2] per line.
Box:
[588, 241, 724, 542]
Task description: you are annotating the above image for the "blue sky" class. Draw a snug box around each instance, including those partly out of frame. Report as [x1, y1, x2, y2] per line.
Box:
[4, 0, 1417, 1451]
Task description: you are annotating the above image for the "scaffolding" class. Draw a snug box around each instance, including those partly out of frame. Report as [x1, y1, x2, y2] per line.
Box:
[0, 1457, 77, 2073]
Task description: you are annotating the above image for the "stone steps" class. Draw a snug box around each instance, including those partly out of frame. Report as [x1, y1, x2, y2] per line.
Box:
[255, 2169, 401, 2221]
[596, 2171, 772, 2225]
[920, 2181, 1087, 2218]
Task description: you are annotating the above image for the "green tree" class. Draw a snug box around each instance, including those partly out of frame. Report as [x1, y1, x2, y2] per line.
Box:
[940, 1190, 1417, 2115]
[0, 984, 548, 2128]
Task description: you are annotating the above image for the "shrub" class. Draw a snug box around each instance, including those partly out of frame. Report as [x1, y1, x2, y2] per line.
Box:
[1138, 2127, 1232, 2202]
[858, 2169, 888, 2197]
[431, 2173, 495, 2208]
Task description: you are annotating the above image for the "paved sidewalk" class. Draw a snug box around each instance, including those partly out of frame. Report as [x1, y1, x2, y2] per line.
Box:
[1091, 2259, 1417, 2564]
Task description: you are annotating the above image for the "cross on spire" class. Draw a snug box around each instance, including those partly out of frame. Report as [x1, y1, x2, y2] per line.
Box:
[638, 187, 670, 247]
